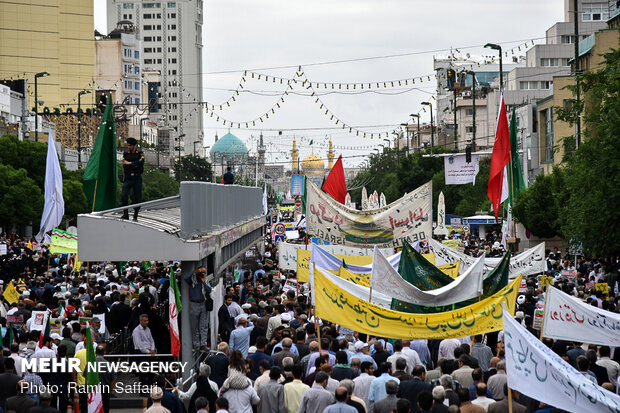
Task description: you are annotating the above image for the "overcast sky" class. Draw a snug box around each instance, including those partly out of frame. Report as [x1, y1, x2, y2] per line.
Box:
[94, 0, 565, 167]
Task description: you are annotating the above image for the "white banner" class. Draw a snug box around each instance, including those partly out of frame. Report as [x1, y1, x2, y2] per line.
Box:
[444, 155, 480, 185]
[435, 191, 448, 236]
[429, 239, 545, 279]
[370, 247, 485, 307]
[503, 310, 620, 413]
[307, 180, 432, 247]
[542, 286, 620, 346]
[361, 187, 369, 211]
[278, 242, 392, 271]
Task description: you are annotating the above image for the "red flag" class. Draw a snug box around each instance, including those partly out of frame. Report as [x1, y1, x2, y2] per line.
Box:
[221, 176, 225, 184]
[487, 93, 511, 222]
[322, 155, 347, 204]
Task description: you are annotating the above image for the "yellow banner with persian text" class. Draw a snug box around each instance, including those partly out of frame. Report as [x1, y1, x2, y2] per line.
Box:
[296, 249, 373, 283]
[314, 267, 520, 339]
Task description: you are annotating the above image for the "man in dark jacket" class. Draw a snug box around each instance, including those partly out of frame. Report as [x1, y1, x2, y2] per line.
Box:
[121, 137, 145, 221]
[183, 266, 212, 350]
[398, 366, 433, 413]
[206, 342, 230, 389]
[217, 294, 235, 342]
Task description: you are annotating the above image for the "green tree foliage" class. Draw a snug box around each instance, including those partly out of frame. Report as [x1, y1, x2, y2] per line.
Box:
[515, 42, 620, 255]
[349, 148, 490, 218]
[63, 179, 89, 221]
[174, 154, 213, 182]
[142, 167, 180, 200]
[0, 164, 43, 227]
[513, 168, 566, 238]
[0, 134, 47, 190]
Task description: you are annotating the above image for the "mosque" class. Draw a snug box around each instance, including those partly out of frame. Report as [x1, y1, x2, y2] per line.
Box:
[291, 137, 335, 186]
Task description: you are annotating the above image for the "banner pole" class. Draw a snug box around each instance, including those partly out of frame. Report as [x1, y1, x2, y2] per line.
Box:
[91, 180, 99, 213]
[313, 262, 321, 353]
[539, 284, 549, 341]
[508, 387, 514, 413]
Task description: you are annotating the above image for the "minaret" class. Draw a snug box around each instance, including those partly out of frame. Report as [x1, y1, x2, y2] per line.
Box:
[327, 138, 335, 169]
[258, 133, 266, 179]
[291, 138, 299, 172]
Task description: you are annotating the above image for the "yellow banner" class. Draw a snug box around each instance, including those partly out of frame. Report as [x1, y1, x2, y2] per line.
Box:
[442, 239, 460, 249]
[314, 267, 521, 339]
[3, 282, 20, 304]
[297, 249, 373, 283]
[338, 267, 370, 287]
[439, 262, 460, 279]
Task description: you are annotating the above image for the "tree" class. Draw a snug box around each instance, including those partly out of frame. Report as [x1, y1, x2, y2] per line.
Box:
[0, 134, 48, 190]
[174, 155, 213, 182]
[63, 179, 89, 222]
[513, 168, 566, 238]
[142, 167, 180, 200]
[0, 164, 44, 228]
[516, 42, 620, 254]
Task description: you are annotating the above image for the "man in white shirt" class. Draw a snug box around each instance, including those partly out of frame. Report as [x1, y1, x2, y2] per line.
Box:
[472, 383, 496, 411]
[132, 314, 156, 354]
[175, 364, 219, 402]
[438, 338, 461, 360]
[353, 361, 375, 407]
[387, 340, 419, 374]
[596, 346, 619, 387]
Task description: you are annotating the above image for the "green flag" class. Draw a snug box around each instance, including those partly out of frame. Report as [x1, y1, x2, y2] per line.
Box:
[83, 99, 118, 211]
[85, 326, 99, 388]
[301, 175, 308, 216]
[398, 240, 454, 290]
[507, 106, 526, 207]
[392, 247, 512, 314]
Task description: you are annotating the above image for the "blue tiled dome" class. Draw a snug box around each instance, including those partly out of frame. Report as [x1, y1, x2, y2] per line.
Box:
[211, 133, 248, 157]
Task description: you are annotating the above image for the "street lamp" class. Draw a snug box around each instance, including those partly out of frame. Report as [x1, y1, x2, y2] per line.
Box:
[193, 140, 201, 156]
[400, 123, 409, 153]
[34, 72, 50, 142]
[176, 133, 186, 182]
[77, 90, 91, 168]
[465, 70, 477, 151]
[484, 43, 503, 90]
[383, 138, 390, 149]
[409, 113, 420, 151]
[421, 102, 434, 155]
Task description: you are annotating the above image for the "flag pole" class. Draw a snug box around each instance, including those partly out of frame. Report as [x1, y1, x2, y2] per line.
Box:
[539, 283, 549, 341]
[312, 262, 321, 353]
[508, 387, 514, 413]
[91, 180, 99, 213]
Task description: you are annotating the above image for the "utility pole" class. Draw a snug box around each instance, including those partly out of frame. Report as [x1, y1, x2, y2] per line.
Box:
[421, 102, 433, 155]
[573, 0, 581, 149]
[34, 72, 50, 142]
[468, 71, 477, 152]
[77, 90, 90, 168]
[454, 87, 458, 150]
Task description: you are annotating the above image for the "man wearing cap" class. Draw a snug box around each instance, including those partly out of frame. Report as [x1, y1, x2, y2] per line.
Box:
[144, 387, 170, 413]
[229, 318, 254, 357]
[121, 137, 145, 221]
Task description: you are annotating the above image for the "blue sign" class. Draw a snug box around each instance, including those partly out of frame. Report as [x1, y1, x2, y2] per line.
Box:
[274, 235, 285, 244]
[291, 175, 305, 196]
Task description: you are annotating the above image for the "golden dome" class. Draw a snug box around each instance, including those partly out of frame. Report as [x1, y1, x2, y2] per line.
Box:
[301, 153, 325, 172]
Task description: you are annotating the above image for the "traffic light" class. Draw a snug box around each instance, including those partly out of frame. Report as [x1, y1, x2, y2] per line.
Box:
[466, 145, 472, 163]
[447, 69, 456, 91]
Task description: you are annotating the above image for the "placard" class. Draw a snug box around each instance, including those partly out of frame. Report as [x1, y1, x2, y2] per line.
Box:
[595, 282, 609, 294]
[533, 309, 544, 329]
[518, 278, 528, 293]
[539, 276, 553, 287]
[282, 279, 298, 293]
[444, 154, 480, 185]
[560, 270, 577, 279]
[0, 244, 7, 255]
[30, 311, 48, 331]
[6, 315, 24, 329]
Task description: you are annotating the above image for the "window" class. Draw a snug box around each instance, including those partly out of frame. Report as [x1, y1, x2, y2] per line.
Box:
[156, 36, 162, 41]
[134, 50, 139, 59]
[582, 5, 609, 21]
[144, 48, 152, 53]
[168, 24, 176, 30]
[144, 36, 152, 42]
[168, 36, 176, 41]
[157, 47, 162, 52]
[122, 13, 132, 19]
[541, 81, 552, 90]
[168, 47, 177, 52]
[143, 13, 151, 19]
[143, 3, 161, 8]
[168, 13, 176, 18]
[169, 58, 177, 64]
[465, 108, 473, 116]
[135, 81, 140, 90]
[520, 81, 538, 90]
[465, 126, 474, 133]
[134, 97, 140, 104]
[156, 25, 162, 30]
[144, 59, 153, 64]
[168, 70, 177, 75]
[545, 107, 554, 161]
[168, 2, 176, 7]
[143, 25, 152, 30]
[123, 3, 134, 9]
[157, 59, 162, 64]
[561, 35, 574, 44]
[134, 66, 140, 74]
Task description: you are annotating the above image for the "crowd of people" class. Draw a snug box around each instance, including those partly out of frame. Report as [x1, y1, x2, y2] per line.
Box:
[0, 229, 619, 413]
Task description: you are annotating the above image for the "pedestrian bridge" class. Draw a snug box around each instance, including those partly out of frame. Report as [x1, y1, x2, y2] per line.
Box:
[77, 181, 266, 382]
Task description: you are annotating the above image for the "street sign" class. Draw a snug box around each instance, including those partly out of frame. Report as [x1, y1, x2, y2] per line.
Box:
[274, 223, 286, 235]
[291, 175, 305, 196]
[462, 225, 470, 233]
[295, 200, 301, 208]
[274, 235, 285, 244]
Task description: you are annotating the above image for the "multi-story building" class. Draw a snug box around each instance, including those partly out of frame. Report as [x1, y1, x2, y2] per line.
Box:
[0, 0, 95, 138]
[107, 0, 204, 156]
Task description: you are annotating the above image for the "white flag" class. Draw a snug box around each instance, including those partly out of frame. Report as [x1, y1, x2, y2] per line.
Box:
[36, 127, 64, 243]
[262, 185, 268, 215]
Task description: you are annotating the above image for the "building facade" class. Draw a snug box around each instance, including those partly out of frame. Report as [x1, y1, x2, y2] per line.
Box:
[0, 0, 94, 113]
[107, 0, 204, 155]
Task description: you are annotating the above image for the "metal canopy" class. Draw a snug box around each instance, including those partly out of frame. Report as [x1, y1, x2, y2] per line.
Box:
[77, 182, 265, 263]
